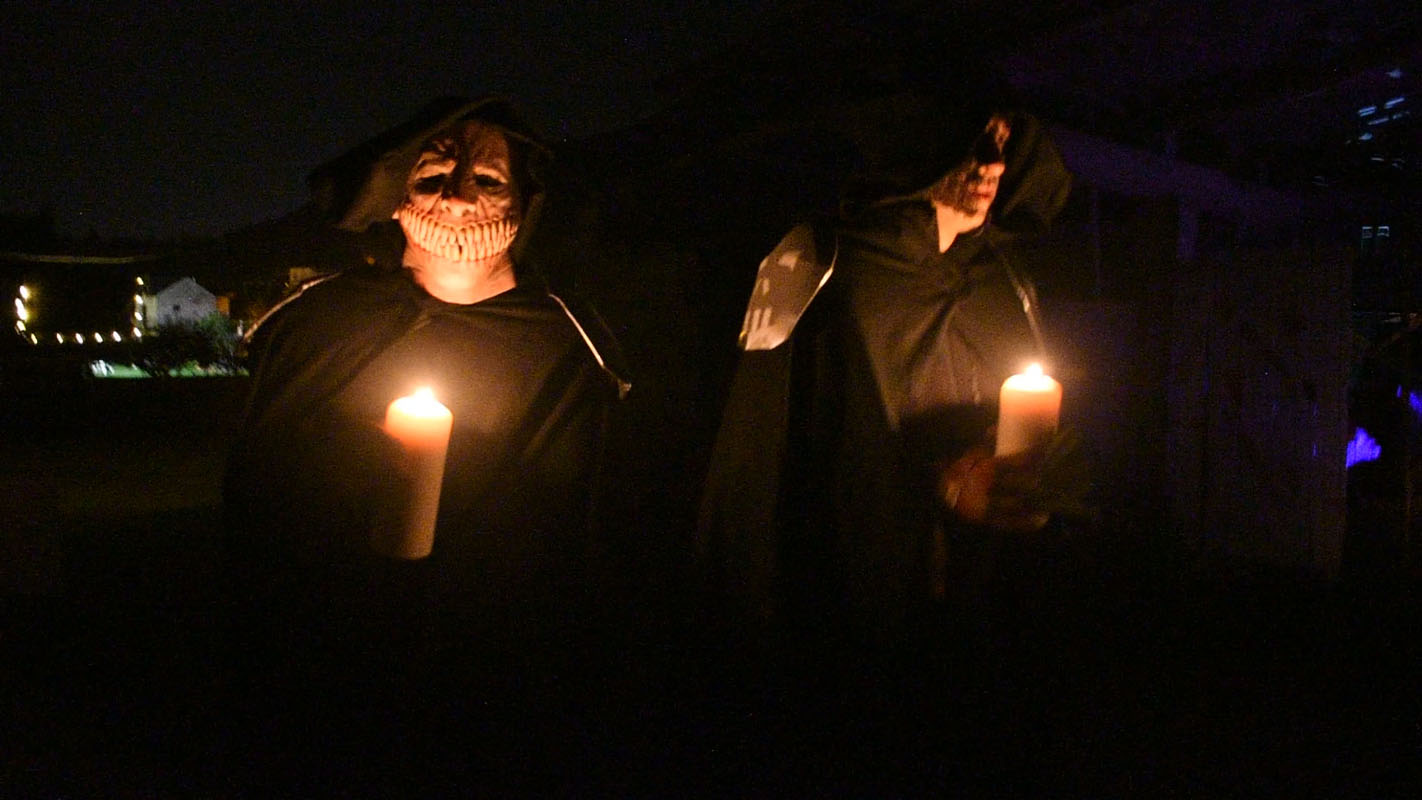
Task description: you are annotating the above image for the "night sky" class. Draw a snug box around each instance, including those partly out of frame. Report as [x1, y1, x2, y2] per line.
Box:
[1, 1, 777, 240]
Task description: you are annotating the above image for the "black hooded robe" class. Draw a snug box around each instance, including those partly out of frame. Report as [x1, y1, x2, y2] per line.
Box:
[698, 112, 1072, 639]
[222, 98, 629, 657]
[225, 268, 623, 604]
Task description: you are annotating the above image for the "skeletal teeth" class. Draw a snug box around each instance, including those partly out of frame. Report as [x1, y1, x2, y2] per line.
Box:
[395, 203, 518, 262]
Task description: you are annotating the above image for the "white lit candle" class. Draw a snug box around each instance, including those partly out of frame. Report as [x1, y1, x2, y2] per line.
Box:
[371, 387, 452, 559]
[995, 363, 1062, 456]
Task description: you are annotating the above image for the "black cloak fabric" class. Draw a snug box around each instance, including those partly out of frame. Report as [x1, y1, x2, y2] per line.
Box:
[223, 98, 627, 625]
[698, 110, 1072, 638]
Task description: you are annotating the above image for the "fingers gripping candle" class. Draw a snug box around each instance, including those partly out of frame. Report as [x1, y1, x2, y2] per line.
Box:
[995, 363, 1062, 456]
[371, 387, 452, 559]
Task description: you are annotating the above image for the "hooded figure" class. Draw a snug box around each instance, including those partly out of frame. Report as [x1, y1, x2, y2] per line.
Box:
[224, 97, 628, 625]
[697, 97, 1073, 638]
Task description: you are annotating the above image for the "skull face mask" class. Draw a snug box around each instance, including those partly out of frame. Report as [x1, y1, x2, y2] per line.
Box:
[394, 120, 522, 264]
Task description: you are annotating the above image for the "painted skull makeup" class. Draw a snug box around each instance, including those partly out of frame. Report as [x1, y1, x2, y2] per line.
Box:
[394, 120, 521, 263]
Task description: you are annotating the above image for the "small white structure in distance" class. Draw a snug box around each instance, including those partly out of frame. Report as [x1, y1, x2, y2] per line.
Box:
[151, 277, 218, 326]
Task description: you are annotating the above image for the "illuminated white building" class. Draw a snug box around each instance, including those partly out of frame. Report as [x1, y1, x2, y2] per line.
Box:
[152, 276, 218, 326]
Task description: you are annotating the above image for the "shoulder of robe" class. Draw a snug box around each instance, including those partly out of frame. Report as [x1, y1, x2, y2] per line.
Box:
[241, 267, 414, 349]
[738, 222, 839, 352]
[545, 289, 632, 400]
[241, 271, 348, 348]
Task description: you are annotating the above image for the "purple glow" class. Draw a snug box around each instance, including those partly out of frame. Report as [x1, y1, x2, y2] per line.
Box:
[1410, 392, 1422, 418]
[1346, 427, 1382, 468]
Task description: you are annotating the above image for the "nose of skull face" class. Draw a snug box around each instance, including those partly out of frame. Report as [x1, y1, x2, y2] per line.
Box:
[405, 120, 521, 223]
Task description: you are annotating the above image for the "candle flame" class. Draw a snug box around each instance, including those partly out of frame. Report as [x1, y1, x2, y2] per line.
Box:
[1025, 363, 1044, 377]
[398, 386, 450, 418]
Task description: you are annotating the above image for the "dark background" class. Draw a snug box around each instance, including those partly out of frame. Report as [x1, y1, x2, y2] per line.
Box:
[2, 1, 1416, 239]
[0, 0, 782, 238]
[3, 1, 1420, 796]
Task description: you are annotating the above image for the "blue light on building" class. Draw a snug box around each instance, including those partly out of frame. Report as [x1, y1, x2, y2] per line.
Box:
[1346, 427, 1382, 469]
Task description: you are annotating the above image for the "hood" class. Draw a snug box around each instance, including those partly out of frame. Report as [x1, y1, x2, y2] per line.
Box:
[838, 94, 1072, 236]
[307, 95, 553, 268]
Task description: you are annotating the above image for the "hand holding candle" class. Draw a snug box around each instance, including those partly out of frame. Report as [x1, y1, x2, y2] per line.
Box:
[995, 363, 1062, 456]
[371, 387, 452, 560]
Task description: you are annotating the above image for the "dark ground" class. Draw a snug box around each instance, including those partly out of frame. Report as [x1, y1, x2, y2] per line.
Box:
[1, 376, 1418, 797]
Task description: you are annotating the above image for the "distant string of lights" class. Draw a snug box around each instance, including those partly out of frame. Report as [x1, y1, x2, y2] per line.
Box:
[132, 275, 146, 338]
[11, 274, 149, 345]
